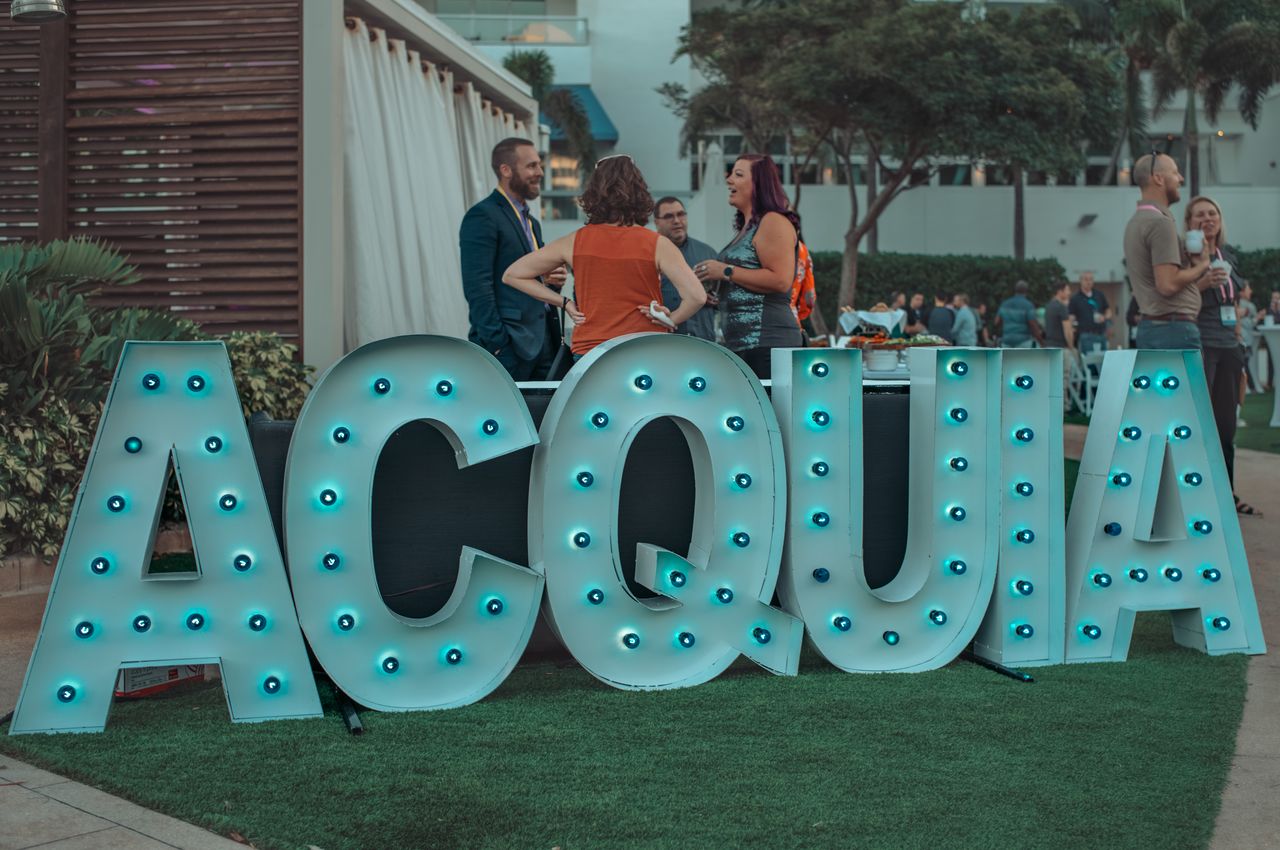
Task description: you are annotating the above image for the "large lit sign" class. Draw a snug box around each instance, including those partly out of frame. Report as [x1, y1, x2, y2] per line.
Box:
[10, 337, 1265, 735]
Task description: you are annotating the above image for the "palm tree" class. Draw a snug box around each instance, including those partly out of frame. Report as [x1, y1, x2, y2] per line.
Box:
[502, 50, 596, 177]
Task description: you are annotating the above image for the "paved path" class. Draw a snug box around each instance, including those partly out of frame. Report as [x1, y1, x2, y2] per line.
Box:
[0, 426, 1275, 849]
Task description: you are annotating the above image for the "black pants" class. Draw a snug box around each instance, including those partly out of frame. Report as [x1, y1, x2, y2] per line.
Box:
[1202, 345, 1244, 488]
[736, 347, 774, 381]
[495, 314, 559, 381]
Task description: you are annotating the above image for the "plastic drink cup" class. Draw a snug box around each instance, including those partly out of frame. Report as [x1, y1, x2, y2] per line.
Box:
[1185, 229, 1205, 254]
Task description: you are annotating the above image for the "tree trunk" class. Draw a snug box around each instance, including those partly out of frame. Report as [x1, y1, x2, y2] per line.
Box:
[866, 144, 879, 254]
[838, 153, 860, 308]
[1013, 164, 1025, 260]
[1185, 90, 1200, 198]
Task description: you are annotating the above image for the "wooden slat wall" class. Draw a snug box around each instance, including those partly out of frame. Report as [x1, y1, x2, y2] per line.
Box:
[0, 2, 41, 244]
[65, 0, 303, 338]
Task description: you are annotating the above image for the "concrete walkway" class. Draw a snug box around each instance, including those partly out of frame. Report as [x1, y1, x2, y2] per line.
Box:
[0, 427, 1275, 849]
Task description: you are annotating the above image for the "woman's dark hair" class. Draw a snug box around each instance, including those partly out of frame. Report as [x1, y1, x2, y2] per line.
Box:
[578, 156, 652, 226]
[732, 154, 800, 234]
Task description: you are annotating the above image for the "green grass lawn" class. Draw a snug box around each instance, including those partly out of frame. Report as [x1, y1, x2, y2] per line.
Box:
[1068, 390, 1279, 455]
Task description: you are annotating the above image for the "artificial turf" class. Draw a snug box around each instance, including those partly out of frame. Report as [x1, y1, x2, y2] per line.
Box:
[0, 459, 1249, 849]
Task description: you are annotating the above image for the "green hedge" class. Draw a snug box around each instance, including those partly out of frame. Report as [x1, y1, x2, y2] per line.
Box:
[809, 252, 1067, 327]
[1234, 248, 1280, 304]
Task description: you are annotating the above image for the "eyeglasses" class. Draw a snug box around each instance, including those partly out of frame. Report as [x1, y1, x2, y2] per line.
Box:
[656, 211, 687, 221]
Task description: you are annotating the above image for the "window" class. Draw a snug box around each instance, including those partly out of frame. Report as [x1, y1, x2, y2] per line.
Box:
[939, 165, 971, 186]
[549, 151, 580, 191]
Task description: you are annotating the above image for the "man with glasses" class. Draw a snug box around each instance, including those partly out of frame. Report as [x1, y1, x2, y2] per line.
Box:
[653, 196, 719, 340]
[1124, 151, 1213, 350]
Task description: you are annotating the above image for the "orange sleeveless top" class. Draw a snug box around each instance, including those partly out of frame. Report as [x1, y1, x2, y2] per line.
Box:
[571, 224, 664, 355]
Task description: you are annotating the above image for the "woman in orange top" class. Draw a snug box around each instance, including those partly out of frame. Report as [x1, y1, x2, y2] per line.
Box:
[502, 155, 706, 356]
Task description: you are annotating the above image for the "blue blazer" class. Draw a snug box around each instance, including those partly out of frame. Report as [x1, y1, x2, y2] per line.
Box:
[459, 189, 556, 362]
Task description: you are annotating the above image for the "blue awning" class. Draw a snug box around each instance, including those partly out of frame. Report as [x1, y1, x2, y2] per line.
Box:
[541, 84, 619, 144]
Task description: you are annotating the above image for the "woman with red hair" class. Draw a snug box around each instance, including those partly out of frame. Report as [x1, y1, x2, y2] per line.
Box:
[694, 154, 804, 379]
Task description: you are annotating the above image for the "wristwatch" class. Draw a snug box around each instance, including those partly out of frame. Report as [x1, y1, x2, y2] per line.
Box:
[723, 265, 735, 281]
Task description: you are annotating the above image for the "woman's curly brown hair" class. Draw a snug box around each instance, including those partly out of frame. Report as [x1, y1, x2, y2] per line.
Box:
[577, 155, 652, 226]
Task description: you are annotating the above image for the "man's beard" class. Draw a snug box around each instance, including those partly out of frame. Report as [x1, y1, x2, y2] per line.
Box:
[1167, 184, 1180, 205]
[510, 172, 541, 202]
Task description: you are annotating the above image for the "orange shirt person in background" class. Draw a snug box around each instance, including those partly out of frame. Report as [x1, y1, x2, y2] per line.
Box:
[790, 241, 816, 327]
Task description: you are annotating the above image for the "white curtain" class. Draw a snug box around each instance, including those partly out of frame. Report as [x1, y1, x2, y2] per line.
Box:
[343, 20, 525, 348]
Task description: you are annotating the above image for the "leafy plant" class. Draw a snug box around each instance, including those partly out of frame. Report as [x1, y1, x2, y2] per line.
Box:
[503, 49, 596, 177]
[225, 331, 314, 420]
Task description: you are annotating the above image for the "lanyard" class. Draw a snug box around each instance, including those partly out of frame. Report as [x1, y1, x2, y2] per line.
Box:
[1135, 203, 1163, 214]
[497, 188, 540, 251]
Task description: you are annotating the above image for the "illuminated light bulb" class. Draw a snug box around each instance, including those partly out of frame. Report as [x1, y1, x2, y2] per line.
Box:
[949, 506, 967, 522]
[1173, 425, 1192, 440]
[204, 436, 223, 453]
[812, 567, 830, 583]
[591, 411, 609, 428]
[337, 613, 355, 631]
[688, 376, 706, 392]
[1112, 472, 1132, 487]
[1122, 426, 1142, 440]
[726, 415, 745, 431]
[1015, 481, 1034, 496]
[486, 598, 504, 615]
[219, 493, 238, 511]
[445, 648, 463, 665]
[1015, 529, 1035, 544]
[1193, 520, 1213, 535]
[75, 621, 94, 639]
[678, 631, 696, 648]
[1014, 579, 1034, 596]
[1211, 617, 1231, 631]
[1163, 567, 1183, 582]
[949, 407, 968, 423]
[734, 472, 752, 489]
[633, 374, 653, 391]
[948, 559, 967, 575]
[576, 471, 595, 487]
[248, 613, 267, 632]
[133, 615, 151, 633]
[812, 511, 830, 527]
[186, 612, 205, 631]
[1013, 623, 1034, 639]
[124, 436, 143, 454]
[318, 489, 337, 507]
[187, 375, 206, 392]
[373, 377, 391, 395]
[1081, 624, 1102, 640]
[382, 656, 400, 674]
[1184, 472, 1203, 486]
[322, 552, 341, 570]
[811, 410, 831, 427]
[811, 461, 830, 477]
[1128, 567, 1149, 583]
[882, 630, 900, 646]
[716, 587, 734, 604]
[482, 419, 499, 436]
[107, 495, 126, 513]
[950, 361, 969, 376]
[753, 627, 772, 645]
[573, 531, 591, 548]
[1015, 427, 1034, 443]
[1132, 375, 1151, 389]
[142, 373, 161, 391]
[1014, 374, 1034, 390]
[263, 676, 281, 694]
[929, 609, 947, 626]
[811, 361, 830, 377]
[91, 556, 110, 575]
[669, 570, 687, 588]
[1202, 568, 1222, 583]
[622, 632, 640, 649]
[1104, 522, 1122, 536]
[586, 588, 605, 605]
[950, 457, 968, 471]
[1162, 376, 1180, 390]
[57, 685, 76, 703]
[332, 426, 350, 444]
[833, 615, 852, 631]
[732, 531, 751, 548]
[435, 380, 453, 397]
[1092, 572, 1112, 588]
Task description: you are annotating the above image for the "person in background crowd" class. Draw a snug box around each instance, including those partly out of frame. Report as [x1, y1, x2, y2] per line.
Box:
[950, 293, 978, 346]
[904, 292, 927, 336]
[1069, 271, 1111, 353]
[1237, 282, 1262, 395]
[975, 302, 994, 346]
[926, 292, 955, 342]
[790, 239, 817, 337]
[995, 280, 1043, 348]
[1125, 294, 1141, 347]
[694, 154, 804, 380]
[653, 196, 719, 340]
[1268, 290, 1280, 323]
[1185, 194, 1259, 516]
[461, 137, 564, 380]
[1043, 281, 1075, 405]
[502, 155, 705, 358]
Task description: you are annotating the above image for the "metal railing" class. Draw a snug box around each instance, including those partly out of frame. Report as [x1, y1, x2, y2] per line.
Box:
[437, 15, 588, 45]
